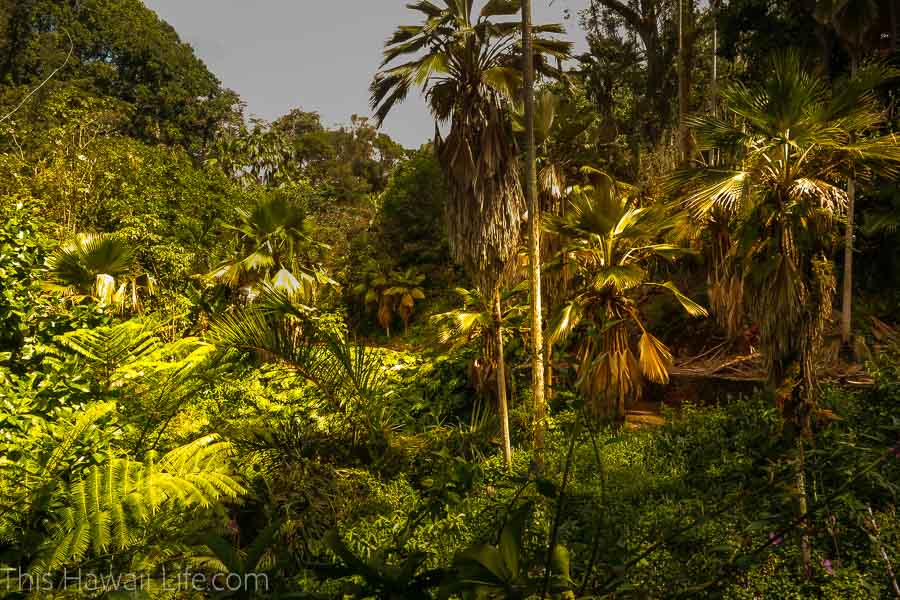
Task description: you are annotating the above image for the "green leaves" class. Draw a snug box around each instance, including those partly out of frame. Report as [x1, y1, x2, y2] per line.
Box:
[32, 435, 244, 575]
[648, 282, 710, 318]
[45, 233, 153, 312]
[451, 506, 576, 598]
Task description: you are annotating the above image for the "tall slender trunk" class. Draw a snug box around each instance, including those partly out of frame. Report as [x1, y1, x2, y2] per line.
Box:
[677, 0, 689, 160]
[494, 287, 512, 468]
[711, 0, 719, 115]
[522, 0, 547, 463]
[841, 55, 858, 350]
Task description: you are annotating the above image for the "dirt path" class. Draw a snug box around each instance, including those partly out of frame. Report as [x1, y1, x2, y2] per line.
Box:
[625, 400, 666, 428]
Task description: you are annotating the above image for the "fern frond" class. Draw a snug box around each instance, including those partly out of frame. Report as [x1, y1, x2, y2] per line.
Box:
[40, 401, 116, 481]
[32, 436, 244, 574]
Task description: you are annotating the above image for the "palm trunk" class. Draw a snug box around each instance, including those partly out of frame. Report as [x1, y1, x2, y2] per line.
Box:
[841, 55, 858, 350]
[774, 353, 814, 579]
[795, 436, 813, 579]
[522, 0, 547, 462]
[494, 287, 512, 468]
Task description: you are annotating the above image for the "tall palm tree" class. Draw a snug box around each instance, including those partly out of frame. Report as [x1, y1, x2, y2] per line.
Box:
[546, 180, 707, 419]
[669, 52, 900, 576]
[520, 0, 548, 459]
[815, 0, 884, 350]
[371, 0, 570, 467]
[45, 233, 155, 313]
[208, 189, 333, 303]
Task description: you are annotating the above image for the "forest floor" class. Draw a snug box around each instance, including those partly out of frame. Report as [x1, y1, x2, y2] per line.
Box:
[625, 399, 666, 428]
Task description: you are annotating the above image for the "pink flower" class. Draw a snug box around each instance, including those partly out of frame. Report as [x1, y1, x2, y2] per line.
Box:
[768, 532, 783, 546]
[822, 559, 834, 575]
[227, 519, 239, 534]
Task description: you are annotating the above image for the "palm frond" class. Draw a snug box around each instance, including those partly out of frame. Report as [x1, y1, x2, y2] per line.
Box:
[637, 332, 672, 384]
[646, 282, 709, 318]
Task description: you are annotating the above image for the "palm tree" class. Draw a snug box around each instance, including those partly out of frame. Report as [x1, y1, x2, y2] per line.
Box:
[385, 268, 427, 336]
[669, 52, 900, 576]
[371, 0, 571, 467]
[815, 0, 884, 350]
[431, 284, 528, 401]
[208, 188, 333, 303]
[546, 180, 707, 419]
[354, 264, 427, 337]
[210, 288, 393, 442]
[45, 233, 155, 313]
[512, 88, 610, 400]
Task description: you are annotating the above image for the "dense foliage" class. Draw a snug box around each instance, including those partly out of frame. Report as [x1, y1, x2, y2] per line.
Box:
[0, 0, 897, 598]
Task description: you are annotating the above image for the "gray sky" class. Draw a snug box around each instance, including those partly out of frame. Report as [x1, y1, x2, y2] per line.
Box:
[142, 1, 590, 148]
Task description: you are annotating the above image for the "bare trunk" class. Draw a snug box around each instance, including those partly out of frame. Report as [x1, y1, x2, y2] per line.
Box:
[677, 0, 691, 160]
[546, 344, 553, 400]
[494, 287, 512, 468]
[711, 0, 719, 116]
[522, 0, 547, 462]
[841, 56, 858, 350]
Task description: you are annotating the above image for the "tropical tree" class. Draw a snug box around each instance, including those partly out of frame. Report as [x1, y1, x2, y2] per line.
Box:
[669, 52, 900, 575]
[354, 263, 427, 337]
[431, 284, 528, 403]
[385, 268, 427, 335]
[546, 180, 706, 419]
[45, 233, 155, 313]
[520, 0, 548, 458]
[815, 0, 885, 349]
[210, 288, 395, 442]
[512, 87, 611, 398]
[371, 0, 570, 467]
[208, 186, 333, 303]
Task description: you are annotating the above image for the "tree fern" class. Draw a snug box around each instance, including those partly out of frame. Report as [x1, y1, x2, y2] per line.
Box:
[57, 320, 160, 390]
[30, 436, 244, 575]
[38, 401, 117, 485]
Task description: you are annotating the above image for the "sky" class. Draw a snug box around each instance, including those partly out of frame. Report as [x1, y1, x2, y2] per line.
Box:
[142, 1, 591, 148]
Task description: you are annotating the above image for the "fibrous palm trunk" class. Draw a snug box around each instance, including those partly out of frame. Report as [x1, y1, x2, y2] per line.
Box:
[522, 0, 547, 463]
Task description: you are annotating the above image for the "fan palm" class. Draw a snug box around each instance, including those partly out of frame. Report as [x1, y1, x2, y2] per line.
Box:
[669, 52, 900, 576]
[371, 0, 570, 466]
[546, 181, 707, 419]
[670, 53, 900, 414]
[431, 284, 527, 399]
[208, 190, 333, 302]
[45, 233, 155, 313]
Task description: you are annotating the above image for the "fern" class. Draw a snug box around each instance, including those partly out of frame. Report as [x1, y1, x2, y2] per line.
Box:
[38, 401, 117, 485]
[57, 320, 160, 389]
[30, 436, 244, 574]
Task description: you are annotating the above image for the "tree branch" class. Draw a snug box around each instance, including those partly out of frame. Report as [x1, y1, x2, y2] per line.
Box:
[0, 29, 74, 125]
